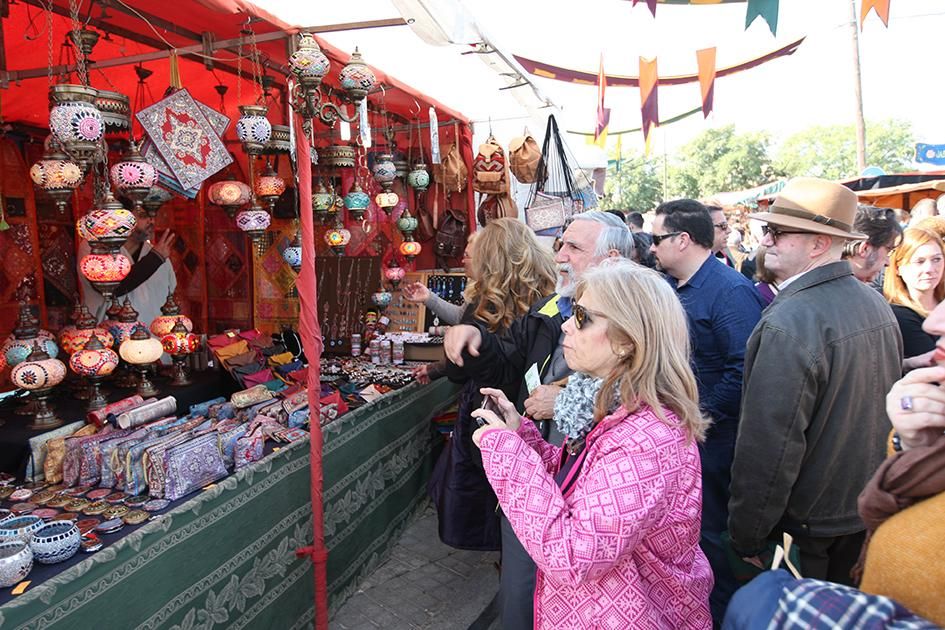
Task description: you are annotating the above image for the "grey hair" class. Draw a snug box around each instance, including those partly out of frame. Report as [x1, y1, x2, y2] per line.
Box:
[570, 211, 635, 259]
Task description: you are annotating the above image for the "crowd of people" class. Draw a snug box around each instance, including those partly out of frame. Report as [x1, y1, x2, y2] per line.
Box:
[407, 177, 945, 629]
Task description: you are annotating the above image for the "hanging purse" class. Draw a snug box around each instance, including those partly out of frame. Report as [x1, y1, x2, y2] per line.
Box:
[509, 133, 543, 184]
[524, 115, 581, 234]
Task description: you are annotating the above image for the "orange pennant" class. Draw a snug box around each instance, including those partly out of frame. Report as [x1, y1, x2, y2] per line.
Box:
[696, 47, 716, 118]
[639, 57, 659, 153]
[860, 0, 890, 28]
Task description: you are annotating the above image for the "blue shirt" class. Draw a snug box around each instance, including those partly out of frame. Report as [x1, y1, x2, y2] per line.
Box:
[669, 256, 765, 437]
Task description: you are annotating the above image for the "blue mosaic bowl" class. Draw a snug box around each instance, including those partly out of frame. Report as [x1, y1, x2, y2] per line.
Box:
[29, 521, 80, 564]
[0, 515, 45, 544]
[0, 540, 33, 587]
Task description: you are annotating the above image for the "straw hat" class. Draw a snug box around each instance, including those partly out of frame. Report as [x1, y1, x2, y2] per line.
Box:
[750, 177, 866, 241]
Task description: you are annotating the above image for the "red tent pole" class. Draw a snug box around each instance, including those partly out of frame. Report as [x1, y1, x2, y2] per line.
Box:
[291, 114, 328, 627]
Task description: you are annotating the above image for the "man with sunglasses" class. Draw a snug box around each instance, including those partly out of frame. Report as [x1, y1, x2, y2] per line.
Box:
[650, 199, 764, 626]
[444, 211, 633, 630]
[727, 178, 902, 590]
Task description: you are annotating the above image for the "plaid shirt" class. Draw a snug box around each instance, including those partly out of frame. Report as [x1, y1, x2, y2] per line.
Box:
[769, 579, 937, 629]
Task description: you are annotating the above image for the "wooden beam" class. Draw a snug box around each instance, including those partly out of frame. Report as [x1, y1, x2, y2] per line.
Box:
[4, 3, 407, 87]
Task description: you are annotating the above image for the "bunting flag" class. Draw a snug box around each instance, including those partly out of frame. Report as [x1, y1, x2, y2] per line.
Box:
[568, 105, 702, 137]
[860, 0, 891, 28]
[514, 37, 803, 87]
[593, 54, 611, 148]
[745, 0, 779, 36]
[632, 0, 658, 17]
[696, 47, 717, 118]
[639, 57, 659, 154]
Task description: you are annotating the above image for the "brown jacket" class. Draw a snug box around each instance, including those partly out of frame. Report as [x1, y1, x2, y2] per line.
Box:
[728, 261, 903, 555]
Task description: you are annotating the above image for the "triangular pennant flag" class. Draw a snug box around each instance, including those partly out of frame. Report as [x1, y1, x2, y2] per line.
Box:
[632, 0, 657, 18]
[745, 0, 779, 36]
[639, 56, 659, 155]
[594, 54, 610, 148]
[860, 0, 891, 28]
[696, 47, 717, 119]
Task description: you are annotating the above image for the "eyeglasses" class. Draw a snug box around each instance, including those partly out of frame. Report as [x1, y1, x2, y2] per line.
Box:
[714, 222, 730, 230]
[651, 231, 682, 246]
[761, 224, 812, 242]
[573, 303, 607, 330]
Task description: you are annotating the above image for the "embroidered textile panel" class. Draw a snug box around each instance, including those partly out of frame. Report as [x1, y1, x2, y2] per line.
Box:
[0, 140, 47, 337]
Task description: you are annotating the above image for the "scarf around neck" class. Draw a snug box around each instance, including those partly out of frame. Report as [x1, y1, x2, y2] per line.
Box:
[553, 372, 608, 441]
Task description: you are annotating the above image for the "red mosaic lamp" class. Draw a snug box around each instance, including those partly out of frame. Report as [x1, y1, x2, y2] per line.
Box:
[207, 179, 252, 218]
[384, 261, 406, 289]
[399, 239, 422, 264]
[69, 333, 118, 411]
[149, 292, 194, 337]
[161, 320, 199, 386]
[254, 161, 286, 211]
[11, 341, 67, 430]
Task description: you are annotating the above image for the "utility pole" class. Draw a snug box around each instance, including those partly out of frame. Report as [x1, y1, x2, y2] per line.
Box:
[850, 0, 868, 172]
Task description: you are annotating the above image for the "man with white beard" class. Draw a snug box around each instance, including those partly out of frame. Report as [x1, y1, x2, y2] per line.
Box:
[444, 211, 633, 629]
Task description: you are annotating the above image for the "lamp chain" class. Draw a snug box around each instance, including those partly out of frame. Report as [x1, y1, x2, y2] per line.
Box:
[67, 0, 88, 86]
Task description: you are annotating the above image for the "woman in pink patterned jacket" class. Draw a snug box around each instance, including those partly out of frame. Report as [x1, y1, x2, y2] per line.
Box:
[472, 259, 713, 629]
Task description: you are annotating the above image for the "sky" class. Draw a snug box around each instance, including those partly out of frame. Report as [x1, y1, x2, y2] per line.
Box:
[253, 0, 945, 165]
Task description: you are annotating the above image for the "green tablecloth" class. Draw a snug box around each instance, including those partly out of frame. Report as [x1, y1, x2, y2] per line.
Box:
[0, 380, 459, 629]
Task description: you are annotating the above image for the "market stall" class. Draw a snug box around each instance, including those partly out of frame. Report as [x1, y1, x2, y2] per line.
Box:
[0, 0, 474, 624]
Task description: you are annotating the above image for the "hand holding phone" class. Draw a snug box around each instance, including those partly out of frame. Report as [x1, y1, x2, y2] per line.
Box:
[476, 395, 501, 428]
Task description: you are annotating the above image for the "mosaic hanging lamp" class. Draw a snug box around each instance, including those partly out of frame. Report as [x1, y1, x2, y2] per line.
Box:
[236, 200, 271, 255]
[236, 105, 272, 156]
[396, 209, 419, 240]
[399, 239, 422, 264]
[282, 231, 303, 273]
[371, 290, 392, 312]
[254, 162, 286, 210]
[384, 261, 406, 289]
[207, 179, 252, 218]
[141, 186, 174, 218]
[407, 162, 430, 192]
[343, 181, 370, 220]
[48, 84, 104, 174]
[109, 143, 158, 212]
[312, 180, 333, 224]
[29, 141, 82, 214]
[324, 224, 351, 256]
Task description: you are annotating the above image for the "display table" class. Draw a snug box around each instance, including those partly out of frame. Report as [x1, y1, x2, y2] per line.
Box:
[0, 379, 459, 629]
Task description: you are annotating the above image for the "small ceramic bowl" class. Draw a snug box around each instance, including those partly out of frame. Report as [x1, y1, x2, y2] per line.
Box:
[0, 515, 45, 544]
[0, 540, 33, 587]
[29, 521, 80, 564]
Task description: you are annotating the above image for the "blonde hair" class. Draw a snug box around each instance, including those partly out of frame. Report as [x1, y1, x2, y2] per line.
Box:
[913, 216, 945, 241]
[575, 259, 708, 443]
[464, 218, 557, 332]
[884, 227, 945, 317]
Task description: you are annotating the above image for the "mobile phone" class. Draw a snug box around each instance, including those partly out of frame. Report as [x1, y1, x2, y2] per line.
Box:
[476, 395, 501, 428]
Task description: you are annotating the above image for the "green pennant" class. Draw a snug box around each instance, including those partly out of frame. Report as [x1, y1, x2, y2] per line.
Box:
[745, 0, 779, 36]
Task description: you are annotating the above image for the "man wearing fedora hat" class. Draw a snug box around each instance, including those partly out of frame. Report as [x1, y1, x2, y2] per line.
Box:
[727, 177, 903, 585]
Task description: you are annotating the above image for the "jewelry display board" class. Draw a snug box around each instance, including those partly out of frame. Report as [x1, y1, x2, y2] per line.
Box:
[386, 270, 468, 333]
[317, 256, 381, 355]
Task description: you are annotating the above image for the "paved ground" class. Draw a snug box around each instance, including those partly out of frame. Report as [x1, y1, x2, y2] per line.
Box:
[331, 503, 501, 629]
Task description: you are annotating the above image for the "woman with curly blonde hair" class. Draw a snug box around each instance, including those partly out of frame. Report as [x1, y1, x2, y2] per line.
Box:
[422, 218, 556, 552]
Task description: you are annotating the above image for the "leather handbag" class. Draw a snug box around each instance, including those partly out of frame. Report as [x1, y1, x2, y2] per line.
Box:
[509, 133, 543, 184]
[432, 141, 468, 193]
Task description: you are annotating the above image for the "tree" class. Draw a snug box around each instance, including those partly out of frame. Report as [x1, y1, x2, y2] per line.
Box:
[669, 125, 780, 199]
[603, 150, 664, 212]
[775, 119, 915, 180]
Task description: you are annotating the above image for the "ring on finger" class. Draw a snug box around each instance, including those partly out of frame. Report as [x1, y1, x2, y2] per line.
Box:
[900, 395, 915, 411]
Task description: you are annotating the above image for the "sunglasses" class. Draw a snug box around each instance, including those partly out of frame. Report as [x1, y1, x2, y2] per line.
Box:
[714, 222, 730, 230]
[651, 231, 682, 246]
[573, 303, 607, 330]
[761, 224, 812, 242]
